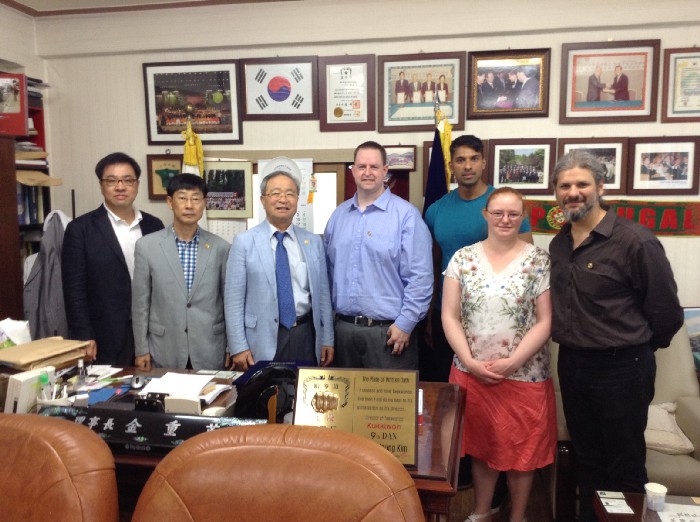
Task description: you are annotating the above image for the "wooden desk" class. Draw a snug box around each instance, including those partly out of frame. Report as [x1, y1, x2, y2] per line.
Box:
[111, 377, 465, 520]
[595, 492, 700, 521]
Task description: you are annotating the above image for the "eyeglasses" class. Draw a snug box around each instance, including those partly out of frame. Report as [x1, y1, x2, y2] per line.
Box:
[486, 210, 523, 220]
[175, 194, 205, 204]
[264, 190, 298, 200]
[101, 177, 138, 187]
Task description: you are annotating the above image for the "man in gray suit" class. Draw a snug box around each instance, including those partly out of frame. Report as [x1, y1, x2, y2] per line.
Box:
[224, 158, 334, 371]
[132, 174, 230, 371]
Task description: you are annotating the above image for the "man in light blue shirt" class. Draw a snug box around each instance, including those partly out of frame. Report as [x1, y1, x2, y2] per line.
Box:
[324, 141, 433, 370]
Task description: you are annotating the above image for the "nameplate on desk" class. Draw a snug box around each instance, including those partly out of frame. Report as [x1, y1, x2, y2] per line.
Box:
[293, 368, 417, 466]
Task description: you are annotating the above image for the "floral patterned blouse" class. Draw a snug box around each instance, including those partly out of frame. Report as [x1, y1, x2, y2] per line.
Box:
[444, 241, 551, 382]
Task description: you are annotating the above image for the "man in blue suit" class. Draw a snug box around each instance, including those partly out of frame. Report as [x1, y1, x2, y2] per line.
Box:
[62, 152, 164, 365]
[224, 158, 334, 371]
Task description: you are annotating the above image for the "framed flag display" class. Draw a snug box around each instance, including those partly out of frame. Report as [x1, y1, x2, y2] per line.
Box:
[241, 56, 318, 120]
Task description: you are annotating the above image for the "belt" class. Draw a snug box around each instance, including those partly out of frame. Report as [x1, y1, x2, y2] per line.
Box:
[336, 314, 393, 327]
[292, 313, 312, 327]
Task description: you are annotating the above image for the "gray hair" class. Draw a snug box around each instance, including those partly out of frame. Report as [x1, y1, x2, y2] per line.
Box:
[552, 150, 607, 188]
[260, 170, 300, 195]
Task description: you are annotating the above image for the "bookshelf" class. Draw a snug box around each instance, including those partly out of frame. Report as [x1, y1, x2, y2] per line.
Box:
[0, 88, 52, 320]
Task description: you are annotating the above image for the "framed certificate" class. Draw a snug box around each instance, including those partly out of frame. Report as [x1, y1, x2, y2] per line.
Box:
[241, 56, 318, 120]
[661, 47, 700, 123]
[318, 55, 375, 132]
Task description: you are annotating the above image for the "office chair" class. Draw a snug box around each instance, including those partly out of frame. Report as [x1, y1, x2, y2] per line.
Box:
[133, 423, 425, 521]
[0, 413, 119, 521]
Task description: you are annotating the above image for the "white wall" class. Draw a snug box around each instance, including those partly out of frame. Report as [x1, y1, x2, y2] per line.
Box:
[2, 0, 699, 305]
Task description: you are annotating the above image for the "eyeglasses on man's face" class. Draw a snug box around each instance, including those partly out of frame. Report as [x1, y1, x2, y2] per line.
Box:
[264, 190, 299, 200]
[486, 210, 523, 221]
[101, 177, 138, 187]
[174, 194, 205, 204]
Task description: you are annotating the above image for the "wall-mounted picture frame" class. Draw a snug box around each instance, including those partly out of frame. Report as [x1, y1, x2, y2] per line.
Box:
[627, 136, 699, 196]
[142, 60, 242, 145]
[378, 52, 465, 133]
[559, 40, 660, 124]
[0, 72, 28, 137]
[422, 139, 490, 192]
[661, 47, 700, 123]
[557, 137, 629, 195]
[488, 138, 556, 195]
[203, 158, 253, 218]
[147, 154, 183, 200]
[240, 56, 318, 121]
[466, 48, 550, 119]
[318, 54, 375, 132]
[385, 145, 416, 171]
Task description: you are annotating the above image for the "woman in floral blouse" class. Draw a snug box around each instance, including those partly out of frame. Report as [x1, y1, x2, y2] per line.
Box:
[442, 187, 556, 522]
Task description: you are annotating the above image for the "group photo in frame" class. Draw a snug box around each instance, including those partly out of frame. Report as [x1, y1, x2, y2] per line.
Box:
[385, 145, 416, 171]
[557, 137, 629, 195]
[627, 136, 699, 196]
[661, 47, 700, 123]
[318, 54, 375, 132]
[488, 138, 556, 195]
[0, 72, 28, 137]
[466, 48, 551, 119]
[240, 56, 318, 121]
[203, 158, 253, 218]
[378, 52, 465, 133]
[559, 40, 660, 124]
[146, 154, 184, 200]
[142, 60, 242, 145]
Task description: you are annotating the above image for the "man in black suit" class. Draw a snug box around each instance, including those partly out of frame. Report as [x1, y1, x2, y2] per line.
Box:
[514, 66, 540, 109]
[607, 65, 630, 100]
[62, 152, 164, 365]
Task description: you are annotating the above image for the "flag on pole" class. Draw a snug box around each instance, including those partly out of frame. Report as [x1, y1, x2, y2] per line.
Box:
[423, 110, 452, 217]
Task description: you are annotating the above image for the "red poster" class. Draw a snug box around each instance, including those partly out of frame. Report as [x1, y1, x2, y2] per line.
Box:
[0, 73, 29, 137]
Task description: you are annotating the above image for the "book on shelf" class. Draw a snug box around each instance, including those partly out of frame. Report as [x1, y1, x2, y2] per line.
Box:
[15, 158, 48, 167]
[15, 150, 47, 160]
[16, 183, 25, 225]
[27, 185, 38, 224]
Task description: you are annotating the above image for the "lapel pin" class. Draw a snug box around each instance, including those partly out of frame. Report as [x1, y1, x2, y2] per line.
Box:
[205, 243, 211, 249]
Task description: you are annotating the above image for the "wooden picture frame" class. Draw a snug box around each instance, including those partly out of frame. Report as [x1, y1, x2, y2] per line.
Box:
[147, 154, 183, 200]
[240, 56, 318, 121]
[318, 54, 375, 132]
[0, 72, 28, 137]
[488, 138, 556, 195]
[559, 40, 660, 124]
[466, 48, 550, 119]
[627, 136, 699, 196]
[378, 52, 465, 133]
[385, 145, 417, 171]
[557, 138, 629, 195]
[203, 158, 253, 218]
[143, 60, 242, 145]
[661, 47, 700, 123]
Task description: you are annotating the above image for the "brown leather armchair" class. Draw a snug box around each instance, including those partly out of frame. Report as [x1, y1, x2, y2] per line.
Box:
[0, 413, 119, 522]
[133, 423, 425, 521]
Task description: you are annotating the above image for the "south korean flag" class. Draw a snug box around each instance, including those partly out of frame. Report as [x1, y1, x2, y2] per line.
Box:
[245, 62, 314, 116]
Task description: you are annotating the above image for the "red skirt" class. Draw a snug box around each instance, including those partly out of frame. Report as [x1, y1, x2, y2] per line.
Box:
[449, 364, 557, 471]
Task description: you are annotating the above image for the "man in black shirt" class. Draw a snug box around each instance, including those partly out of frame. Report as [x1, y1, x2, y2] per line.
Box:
[549, 150, 683, 522]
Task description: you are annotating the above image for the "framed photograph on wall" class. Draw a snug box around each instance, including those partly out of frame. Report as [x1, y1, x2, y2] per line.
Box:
[422, 139, 490, 192]
[0, 72, 28, 137]
[318, 54, 375, 132]
[627, 136, 699, 196]
[240, 56, 318, 121]
[203, 158, 253, 218]
[661, 47, 700, 123]
[557, 138, 629, 195]
[559, 40, 660, 124]
[143, 60, 242, 145]
[385, 145, 416, 171]
[378, 52, 465, 133]
[147, 154, 183, 200]
[466, 48, 550, 119]
[488, 138, 556, 195]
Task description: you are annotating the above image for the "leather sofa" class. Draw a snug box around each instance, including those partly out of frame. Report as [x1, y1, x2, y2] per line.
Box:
[133, 423, 425, 521]
[0, 413, 119, 521]
[550, 324, 700, 520]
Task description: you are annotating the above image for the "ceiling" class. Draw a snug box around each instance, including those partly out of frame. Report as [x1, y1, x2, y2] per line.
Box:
[1, 0, 288, 17]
